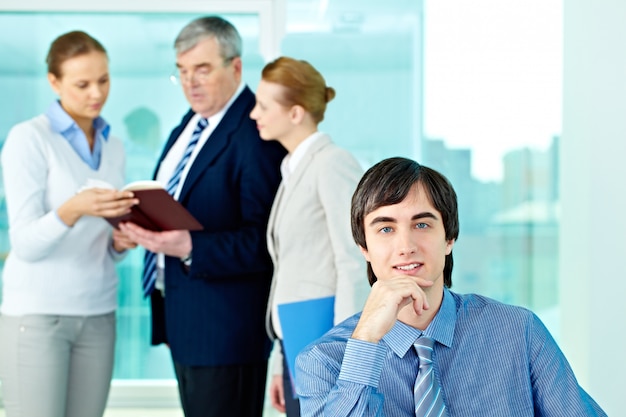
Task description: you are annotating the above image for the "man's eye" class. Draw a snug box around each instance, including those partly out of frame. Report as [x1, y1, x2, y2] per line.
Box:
[380, 226, 393, 233]
[415, 223, 428, 229]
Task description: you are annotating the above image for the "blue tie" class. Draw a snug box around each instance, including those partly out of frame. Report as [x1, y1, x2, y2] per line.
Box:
[141, 117, 208, 298]
[414, 336, 448, 417]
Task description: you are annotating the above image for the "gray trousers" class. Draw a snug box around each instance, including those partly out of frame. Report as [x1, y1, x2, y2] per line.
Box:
[0, 312, 116, 417]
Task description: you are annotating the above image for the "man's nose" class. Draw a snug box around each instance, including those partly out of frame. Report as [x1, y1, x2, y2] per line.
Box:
[397, 231, 417, 255]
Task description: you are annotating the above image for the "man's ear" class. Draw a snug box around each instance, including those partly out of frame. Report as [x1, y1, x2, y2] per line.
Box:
[231, 56, 243, 74]
[445, 239, 455, 255]
[359, 245, 371, 262]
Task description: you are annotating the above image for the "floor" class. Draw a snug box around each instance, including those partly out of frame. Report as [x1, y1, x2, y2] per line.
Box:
[0, 410, 184, 417]
[99, 410, 284, 417]
[105, 410, 184, 417]
[0, 408, 284, 417]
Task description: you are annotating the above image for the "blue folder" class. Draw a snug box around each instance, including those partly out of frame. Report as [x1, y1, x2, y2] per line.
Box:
[278, 296, 335, 392]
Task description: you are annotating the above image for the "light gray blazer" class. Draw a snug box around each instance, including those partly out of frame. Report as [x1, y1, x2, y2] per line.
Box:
[265, 133, 370, 373]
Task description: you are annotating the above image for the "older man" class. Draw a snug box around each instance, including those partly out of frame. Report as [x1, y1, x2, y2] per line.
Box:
[120, 16, 285, 417]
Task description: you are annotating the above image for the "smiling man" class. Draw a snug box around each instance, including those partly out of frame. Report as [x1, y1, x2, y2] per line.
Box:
[295, 157, 606, 417]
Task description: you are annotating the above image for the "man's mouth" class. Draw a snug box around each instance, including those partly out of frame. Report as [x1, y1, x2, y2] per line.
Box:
[395, 263, 420, 271]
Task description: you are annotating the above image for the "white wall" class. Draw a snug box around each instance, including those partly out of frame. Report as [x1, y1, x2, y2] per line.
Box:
[560, 0, 626, 414]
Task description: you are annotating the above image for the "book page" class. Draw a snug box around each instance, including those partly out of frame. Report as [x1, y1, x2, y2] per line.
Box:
[122, 180, 163, 191]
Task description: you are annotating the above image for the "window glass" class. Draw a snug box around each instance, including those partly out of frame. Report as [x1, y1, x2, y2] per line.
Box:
[283, 0, 423, 166]
[421, 0, 561, 329]
[0, 0, 562, 383]
[283, 0, 561, 332]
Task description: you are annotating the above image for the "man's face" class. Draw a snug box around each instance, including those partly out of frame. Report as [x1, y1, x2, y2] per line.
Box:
[175, 36, 241, 118]
[359, 183, 454, 290]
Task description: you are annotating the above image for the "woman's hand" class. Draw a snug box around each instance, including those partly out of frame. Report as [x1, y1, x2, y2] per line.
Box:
[269, 374, 286, 413]
[112, 228, 138, 252]
[57, 188, 138, 227]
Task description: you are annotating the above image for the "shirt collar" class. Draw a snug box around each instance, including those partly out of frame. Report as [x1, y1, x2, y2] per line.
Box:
[206, 81, 245, 128]
[45, 100, 110, 141]
[382, 288, 456, 357]
[94, 116, 110, 141]
[382, 320, 423, 359]
[280, 131, 325, 181]
[423, 288, 456, 348]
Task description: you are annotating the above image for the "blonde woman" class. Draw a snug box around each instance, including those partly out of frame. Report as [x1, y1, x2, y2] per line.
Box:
[251, 56, 369, 416]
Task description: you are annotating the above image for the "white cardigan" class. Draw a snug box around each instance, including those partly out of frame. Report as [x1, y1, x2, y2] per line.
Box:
[1, 114, 126, 316]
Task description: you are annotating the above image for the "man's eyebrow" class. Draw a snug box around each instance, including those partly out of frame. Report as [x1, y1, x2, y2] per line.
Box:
[176, 62, 211, 69]
[368, 216, 396, 226]
[412, 212, 438, 221]
[368, 212, 439, 227]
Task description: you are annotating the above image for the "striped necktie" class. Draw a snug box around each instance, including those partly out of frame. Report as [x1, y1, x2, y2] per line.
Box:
[414, 336, 448, 417]
[141, 117, 208, 298]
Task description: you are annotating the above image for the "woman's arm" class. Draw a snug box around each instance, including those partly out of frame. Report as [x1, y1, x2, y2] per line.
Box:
[317, 148, 370, 323]
[1, 123, 135, 262]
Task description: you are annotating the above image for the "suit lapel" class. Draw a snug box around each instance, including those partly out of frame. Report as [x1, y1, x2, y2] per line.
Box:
[267, 181, 285, 263]
[279, 134, 331, 210]
[269, 134, 332, 256]
[153, 109, 195, 180]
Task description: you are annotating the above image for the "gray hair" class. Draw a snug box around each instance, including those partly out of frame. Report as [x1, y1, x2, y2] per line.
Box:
[174, 16, 242, 60]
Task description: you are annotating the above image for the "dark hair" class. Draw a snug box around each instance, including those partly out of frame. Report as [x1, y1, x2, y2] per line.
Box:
[46, 31, 107, 78]
[261, 56, 335, 123]
[351, 157, 459, 287]
[174, 16, 241, 61]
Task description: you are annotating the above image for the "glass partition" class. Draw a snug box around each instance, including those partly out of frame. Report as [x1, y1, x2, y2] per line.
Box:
[421, 0, 562, 325]
[282, 0, 562, 332]
[0, 0, 562, 387]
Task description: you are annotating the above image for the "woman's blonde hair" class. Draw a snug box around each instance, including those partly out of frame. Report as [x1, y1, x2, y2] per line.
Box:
[261, 56, 335, 123]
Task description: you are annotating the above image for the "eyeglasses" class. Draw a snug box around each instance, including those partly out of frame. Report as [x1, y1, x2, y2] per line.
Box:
[169, 57, 236, 86]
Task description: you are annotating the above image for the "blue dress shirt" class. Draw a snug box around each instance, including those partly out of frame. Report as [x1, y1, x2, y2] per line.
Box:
[295, 288, 606, 416]
[45, 100, 110, 169]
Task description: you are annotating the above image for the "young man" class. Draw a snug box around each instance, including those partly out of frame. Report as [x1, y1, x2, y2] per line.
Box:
[295, 157, 606, 416]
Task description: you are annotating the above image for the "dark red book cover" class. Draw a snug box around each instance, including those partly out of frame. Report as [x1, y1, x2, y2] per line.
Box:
[106, 188, 203, 231]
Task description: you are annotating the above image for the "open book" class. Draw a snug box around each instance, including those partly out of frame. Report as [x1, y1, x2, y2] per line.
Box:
[105, 180, 203, 231]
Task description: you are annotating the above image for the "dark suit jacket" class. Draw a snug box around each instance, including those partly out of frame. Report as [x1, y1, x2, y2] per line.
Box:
[150, 86, 286, 366]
